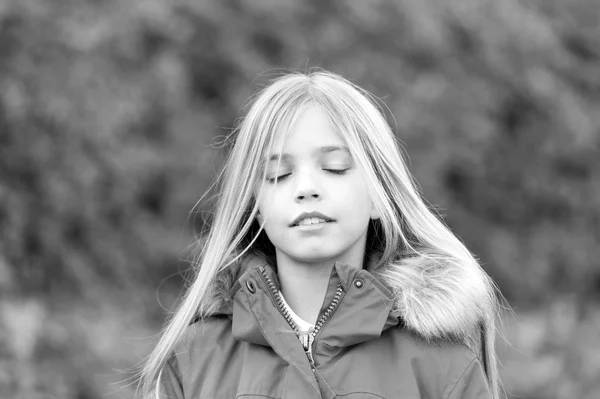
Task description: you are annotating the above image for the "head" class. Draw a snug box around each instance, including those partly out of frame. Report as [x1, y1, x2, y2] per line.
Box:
[137, 70, 503, 399]
[221, 70, 425, 271]
[252, 103, 380, 268]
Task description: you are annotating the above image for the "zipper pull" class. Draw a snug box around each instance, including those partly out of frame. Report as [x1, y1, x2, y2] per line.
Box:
[306, 332, 316, 367]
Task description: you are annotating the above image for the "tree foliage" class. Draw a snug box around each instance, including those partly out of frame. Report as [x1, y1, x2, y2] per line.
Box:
[0, 0, 598, 398]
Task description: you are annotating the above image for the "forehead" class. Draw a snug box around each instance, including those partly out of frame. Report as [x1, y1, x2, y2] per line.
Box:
[270, 104, 347, 156]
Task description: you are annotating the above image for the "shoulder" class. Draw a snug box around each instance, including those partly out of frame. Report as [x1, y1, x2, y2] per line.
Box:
[166, 315, 239, 397]
[392, 327, 478, 362]
[409, 337, 480, 379]
[172, 315, 237, 372]
[390, 328, 490, 398]
[179, 314, 234, 350]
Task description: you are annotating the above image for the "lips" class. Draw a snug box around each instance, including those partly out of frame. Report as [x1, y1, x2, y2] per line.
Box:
[290, 211, 335, 227]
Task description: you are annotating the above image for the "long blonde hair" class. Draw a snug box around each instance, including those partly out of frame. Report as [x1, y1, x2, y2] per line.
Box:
[135, 69, 503, 399]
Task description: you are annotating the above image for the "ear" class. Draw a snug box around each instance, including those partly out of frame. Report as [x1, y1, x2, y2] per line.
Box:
[256, 209, 264, 225]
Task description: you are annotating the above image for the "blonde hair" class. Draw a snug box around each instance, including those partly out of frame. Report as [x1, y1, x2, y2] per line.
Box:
[135, 69, 503, 399]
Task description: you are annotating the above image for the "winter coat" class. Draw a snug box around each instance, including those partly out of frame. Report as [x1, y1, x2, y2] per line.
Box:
[161, 253, 493, 398]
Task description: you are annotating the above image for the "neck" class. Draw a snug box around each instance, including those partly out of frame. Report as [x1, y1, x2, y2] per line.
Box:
[275, 246, 365, 324]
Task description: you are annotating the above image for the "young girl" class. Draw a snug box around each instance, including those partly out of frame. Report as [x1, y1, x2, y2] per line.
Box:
[136, 70, 503, 398]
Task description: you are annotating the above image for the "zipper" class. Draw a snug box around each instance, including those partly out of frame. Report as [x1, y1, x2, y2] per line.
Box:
[258, 266, 345, 369]
[310, 282, 344, 341]
[258, 266, 301, 335]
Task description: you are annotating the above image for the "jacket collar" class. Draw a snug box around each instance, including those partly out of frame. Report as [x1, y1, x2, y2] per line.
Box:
[230, 260, 402, 349]
[206, 250, 493, 350]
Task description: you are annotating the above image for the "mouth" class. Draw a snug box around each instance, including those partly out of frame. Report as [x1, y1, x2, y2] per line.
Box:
[292, 218, 334, 227]
[290, 212, 335, 227]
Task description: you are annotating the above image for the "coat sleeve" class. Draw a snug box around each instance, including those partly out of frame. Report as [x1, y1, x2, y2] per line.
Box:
[445, 357, 491, 399]
[160, 355, 185, 399]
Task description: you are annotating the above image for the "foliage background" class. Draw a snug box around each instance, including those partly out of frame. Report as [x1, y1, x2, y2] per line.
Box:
[0, 0, 599, 398]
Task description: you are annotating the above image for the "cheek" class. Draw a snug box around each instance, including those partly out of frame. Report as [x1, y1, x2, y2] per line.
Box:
[255, 185, 273, 212]
[335, 176, 372, 208]
[256, 189, 286, 222]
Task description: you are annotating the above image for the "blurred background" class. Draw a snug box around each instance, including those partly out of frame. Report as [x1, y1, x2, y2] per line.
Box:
[0, 0, 599, 398]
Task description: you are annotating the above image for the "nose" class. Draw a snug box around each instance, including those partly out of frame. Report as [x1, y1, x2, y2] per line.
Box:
[296, 191, 319, 202]
[294, 169, 322, 203]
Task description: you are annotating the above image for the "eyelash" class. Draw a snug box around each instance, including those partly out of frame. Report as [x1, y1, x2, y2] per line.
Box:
[266, 169, 347, 183]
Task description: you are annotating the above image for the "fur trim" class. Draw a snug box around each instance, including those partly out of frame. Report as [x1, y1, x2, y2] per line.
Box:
[373, 253, 496, 347]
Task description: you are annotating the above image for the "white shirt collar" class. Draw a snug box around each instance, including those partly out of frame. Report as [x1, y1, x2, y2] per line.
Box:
[278, 290, 314, 333]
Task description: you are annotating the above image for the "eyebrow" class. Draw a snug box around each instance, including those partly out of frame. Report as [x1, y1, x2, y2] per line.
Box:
[267, 146, 351, 162]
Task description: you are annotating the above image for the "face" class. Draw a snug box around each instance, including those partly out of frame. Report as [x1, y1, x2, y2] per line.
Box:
[255, 104, 379, 267]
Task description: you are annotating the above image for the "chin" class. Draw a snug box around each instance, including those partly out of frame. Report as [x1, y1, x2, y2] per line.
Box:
[288, 250, 342, 264]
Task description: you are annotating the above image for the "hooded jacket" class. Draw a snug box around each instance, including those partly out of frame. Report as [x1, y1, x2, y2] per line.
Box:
[161, 253, 493, 399]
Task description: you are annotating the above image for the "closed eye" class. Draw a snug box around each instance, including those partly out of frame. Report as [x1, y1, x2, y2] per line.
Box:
[266, 174, 291, 183]
[324, 169, 348, 175]
[266, 169, 347, 183]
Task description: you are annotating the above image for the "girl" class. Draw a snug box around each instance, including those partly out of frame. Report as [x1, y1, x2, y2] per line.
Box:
[136, 70, 503, 398]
